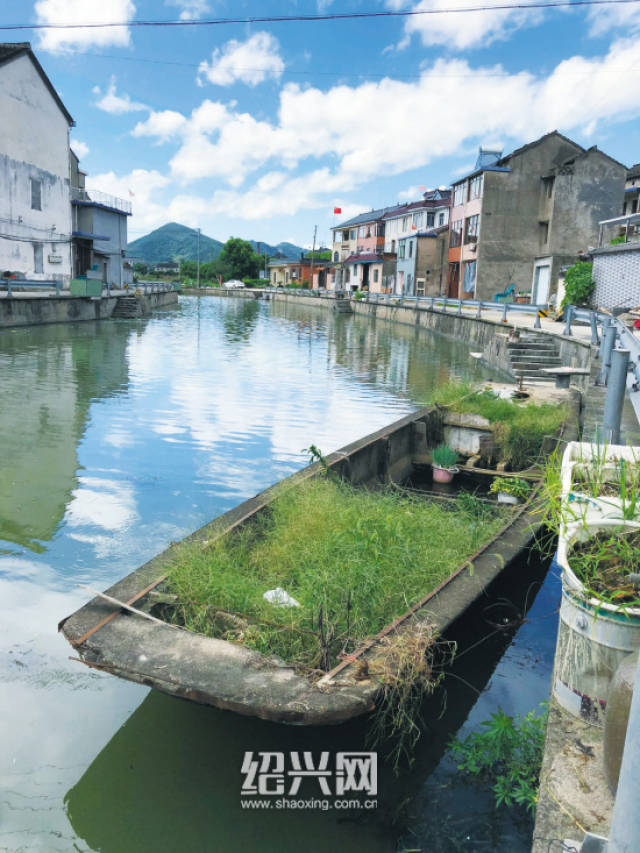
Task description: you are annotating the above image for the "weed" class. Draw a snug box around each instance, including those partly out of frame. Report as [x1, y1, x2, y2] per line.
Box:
[450, 704, 548, 814]
[163, 477, 509, 672]
[428, 381, 567, 470]
[432, 444, 459, 469]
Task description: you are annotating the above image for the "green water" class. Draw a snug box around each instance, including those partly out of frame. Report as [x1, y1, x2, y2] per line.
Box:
[0, 296, 515, 852]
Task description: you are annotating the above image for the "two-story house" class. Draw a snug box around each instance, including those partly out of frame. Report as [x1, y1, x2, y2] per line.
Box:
[447, 131, 626, 303]
[70, 151, 133, 287]
[396, 226, 449, 297]
[0, 42, 74, 286]
[330, 209, 388, 290]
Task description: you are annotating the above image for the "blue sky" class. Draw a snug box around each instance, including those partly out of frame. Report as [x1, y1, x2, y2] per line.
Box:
[5, 0, 640, 247]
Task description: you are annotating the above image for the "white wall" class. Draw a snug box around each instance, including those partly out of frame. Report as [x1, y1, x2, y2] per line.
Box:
[0, 53, 72, 284]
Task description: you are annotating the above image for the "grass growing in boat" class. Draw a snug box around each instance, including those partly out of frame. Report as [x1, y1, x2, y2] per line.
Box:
[164, 477, 509, 672]
[429, 381, 568, 470]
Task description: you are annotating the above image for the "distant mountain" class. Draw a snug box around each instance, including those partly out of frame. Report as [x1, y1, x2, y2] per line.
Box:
[249, 240, 304, 259]
[127, 222, 304, 264]
[127, 223, 224, 265]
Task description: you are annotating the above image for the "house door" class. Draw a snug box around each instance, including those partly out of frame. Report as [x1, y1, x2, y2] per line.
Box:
[447, 263, 459, 298]
[532, 263, 550, 305]
[362, 265, 370, 290]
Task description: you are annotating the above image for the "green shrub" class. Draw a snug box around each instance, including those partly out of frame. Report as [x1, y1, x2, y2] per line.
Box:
[562, 261, 595, 307]
[610, 235, 626, 245]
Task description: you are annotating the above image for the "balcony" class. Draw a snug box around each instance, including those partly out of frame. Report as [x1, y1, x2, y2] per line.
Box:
[71, 187, 132, 216]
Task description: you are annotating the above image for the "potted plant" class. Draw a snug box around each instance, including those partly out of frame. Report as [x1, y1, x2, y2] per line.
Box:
[432, 444, 459, 484]
[515, 291, 531, 304]
[489, 476, 531, 505]
[543, 443, 640, 723]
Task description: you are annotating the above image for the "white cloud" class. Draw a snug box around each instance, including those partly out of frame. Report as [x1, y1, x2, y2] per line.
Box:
[197, 32, 284, 87]
[70, 139, 89, 159]
[35, 0, 136, 52]
[94, 76, 148, 114]
[166, 0, 209, 20]
[132, 110, 187, 141]
[390, 0, 543, 51]
[110, 36, 640, 227]
[87, 168, 170, 232]
[587, 1, 640, 37]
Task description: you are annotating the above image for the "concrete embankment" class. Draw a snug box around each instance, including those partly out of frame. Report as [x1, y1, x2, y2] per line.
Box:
[0, 290, 178, 329]
[269, 290, 593, 385]
[181, 288, 264, 299]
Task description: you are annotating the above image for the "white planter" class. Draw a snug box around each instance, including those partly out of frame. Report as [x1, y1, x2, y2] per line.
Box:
[553, 518, 640, 723]
[497, 492, 520, 505]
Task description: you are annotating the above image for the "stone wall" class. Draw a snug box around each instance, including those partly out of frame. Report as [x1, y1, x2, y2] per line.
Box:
[0, 290, 178, 329]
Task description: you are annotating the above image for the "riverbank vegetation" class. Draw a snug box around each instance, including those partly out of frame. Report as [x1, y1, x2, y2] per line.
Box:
[429, 381, 568, 470]
[164, 477, 510, 673]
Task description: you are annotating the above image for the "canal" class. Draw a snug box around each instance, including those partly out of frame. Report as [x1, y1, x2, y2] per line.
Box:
[0, 295, 557, 852]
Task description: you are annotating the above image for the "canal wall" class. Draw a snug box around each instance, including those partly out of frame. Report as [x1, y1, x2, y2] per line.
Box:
[269, 291, 593, 384]
[0, 290, 178, 329]
[181, 288, 264, 299]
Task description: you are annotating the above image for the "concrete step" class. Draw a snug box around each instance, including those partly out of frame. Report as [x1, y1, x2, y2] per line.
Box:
[507, 344, 559, 353]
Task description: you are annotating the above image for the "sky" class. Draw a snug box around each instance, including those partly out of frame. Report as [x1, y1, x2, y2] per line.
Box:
[4, 0, 640, 248]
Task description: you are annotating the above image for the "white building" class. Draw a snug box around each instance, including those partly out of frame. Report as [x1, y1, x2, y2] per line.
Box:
[0, 42, 74, 286]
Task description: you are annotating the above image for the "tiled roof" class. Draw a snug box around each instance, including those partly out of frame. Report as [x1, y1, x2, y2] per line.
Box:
[333, 190, 451, 230]
[628, 163, 640, 179]
[342, 253, 383, 264]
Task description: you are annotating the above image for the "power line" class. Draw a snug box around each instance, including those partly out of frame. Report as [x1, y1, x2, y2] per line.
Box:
[40, 48, 640, 80]
[4, 0, 640, 32]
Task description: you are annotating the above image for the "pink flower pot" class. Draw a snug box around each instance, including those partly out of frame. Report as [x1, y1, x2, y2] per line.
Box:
[433, 465, 457, 484]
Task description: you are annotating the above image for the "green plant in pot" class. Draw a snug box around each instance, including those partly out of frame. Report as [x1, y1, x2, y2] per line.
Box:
[432, 444, 459, 484]
[490, 476, 531, 505]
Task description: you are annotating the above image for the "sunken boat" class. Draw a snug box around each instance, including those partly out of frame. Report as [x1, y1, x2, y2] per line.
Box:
[60, 384, 578, 725]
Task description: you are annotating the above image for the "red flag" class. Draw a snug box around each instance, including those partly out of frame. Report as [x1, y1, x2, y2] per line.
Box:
[333, 207, 341, 214]
[411, 224, 417, 230]
[418, 185, 426, 191]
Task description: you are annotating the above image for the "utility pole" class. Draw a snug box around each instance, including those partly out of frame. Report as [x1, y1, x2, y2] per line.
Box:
[196, 227, 201, 289]
[309, 224, 317, 289]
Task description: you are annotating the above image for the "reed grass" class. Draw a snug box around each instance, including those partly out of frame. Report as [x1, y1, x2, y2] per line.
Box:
[164, 478, 509, 671]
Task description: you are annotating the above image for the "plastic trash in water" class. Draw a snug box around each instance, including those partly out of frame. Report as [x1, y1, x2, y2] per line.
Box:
[263, 587, 300, 608]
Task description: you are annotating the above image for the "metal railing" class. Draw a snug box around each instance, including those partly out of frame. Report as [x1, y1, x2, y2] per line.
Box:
[1, 279, 62, 297]
[71, 186, 132, 215]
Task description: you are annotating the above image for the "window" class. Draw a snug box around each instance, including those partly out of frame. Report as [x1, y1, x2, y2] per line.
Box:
[542, 176, 555, 199]
[333, 251, 339, 262]
[468, 174, 483, 201]
[462, 261, 476, 294]
[633, 200, 639, 214]
[407, 273, 413, 293]
[623, 202, 628, 215]
[31, 178, 42, 211]
[342, 230, 349, 241]
[33, 243, 43, 273]
[375, 223, 385, 237]
[272, 272, 276, 282]
[449, 220, 463, 248]
[465, 215, 479, 244]
[427, 213, 435, 228]
[373, 269, 379, 283]
[408, 241, 413, 258]
[350, 229, 356, 240]
[402, 216, 410, 231]
[540, 221, 549, 244]
[413, 212, 423, 229]
[438, 212, 445, 226]
[391, 240, 396, 252]
[358, 225, 366, 238]
[399, 242, 405, 259]
[453, 182, 465, 206]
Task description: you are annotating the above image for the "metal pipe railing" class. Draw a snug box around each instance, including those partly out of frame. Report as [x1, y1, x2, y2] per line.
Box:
[1, 279, 62, 297]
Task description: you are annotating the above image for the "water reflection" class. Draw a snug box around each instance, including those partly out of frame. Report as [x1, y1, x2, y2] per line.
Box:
[0, 322, 133, 550]
[0, 295, 516, 852]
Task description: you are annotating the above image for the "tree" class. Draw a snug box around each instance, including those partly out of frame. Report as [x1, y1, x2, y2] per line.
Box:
[133, 262, 148, 275]
[562, 261, 595, 307]
[219, 238, 262, 280]
[180, 259, 197, 279]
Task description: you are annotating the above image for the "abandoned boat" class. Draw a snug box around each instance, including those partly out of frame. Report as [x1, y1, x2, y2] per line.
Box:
[60, 385, 578, 725]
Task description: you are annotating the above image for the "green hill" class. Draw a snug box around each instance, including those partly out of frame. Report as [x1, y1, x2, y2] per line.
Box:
[127, 223, 224, 265]
[127, 223, 304, 264]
